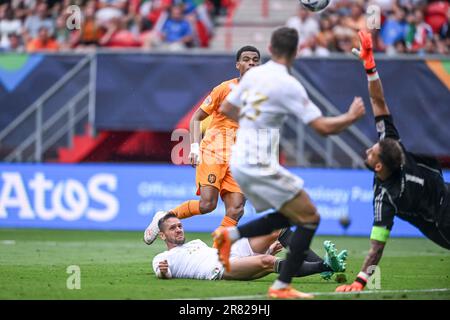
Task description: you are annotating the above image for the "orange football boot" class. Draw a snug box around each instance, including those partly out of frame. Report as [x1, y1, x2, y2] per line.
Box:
[211, 227, 232, 272]
[268, 286, 314, 299]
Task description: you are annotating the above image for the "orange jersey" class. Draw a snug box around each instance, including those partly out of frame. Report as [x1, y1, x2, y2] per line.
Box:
[199, 78, 239, 164]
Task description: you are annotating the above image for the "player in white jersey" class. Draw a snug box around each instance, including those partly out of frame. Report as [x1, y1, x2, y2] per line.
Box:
[153, 213, 347, 281]
[213, 27, 365, 299]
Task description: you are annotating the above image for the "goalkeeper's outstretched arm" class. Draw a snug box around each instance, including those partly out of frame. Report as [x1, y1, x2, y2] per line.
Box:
[352, 30, 391, 118]
[361, 238, 386, 273]
[335, 239, 386, 292]
[368, 78, 390, 117]
[335, 30, 395, 293]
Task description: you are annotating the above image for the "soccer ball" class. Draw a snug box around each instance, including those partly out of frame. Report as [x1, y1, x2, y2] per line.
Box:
[299, 0, 331, 12]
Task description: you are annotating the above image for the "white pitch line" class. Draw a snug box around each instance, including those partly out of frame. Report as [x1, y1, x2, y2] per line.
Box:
[0, 240, 16, 245]
[194, 288, 450, 300]
[6, 241, 144, 248]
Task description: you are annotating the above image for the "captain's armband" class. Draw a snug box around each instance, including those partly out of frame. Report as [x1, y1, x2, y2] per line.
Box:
[370, 226, 390, 243]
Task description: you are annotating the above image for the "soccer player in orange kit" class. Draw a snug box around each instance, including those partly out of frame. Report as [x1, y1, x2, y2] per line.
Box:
[144, 46, 261, 246]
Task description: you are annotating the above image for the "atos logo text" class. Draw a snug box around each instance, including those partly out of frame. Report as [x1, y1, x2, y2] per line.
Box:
[0, 172, 119, 222]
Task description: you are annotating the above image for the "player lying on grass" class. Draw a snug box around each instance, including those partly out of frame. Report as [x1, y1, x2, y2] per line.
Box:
[153, 213, 347, 281]
[336, 30, 450, 293]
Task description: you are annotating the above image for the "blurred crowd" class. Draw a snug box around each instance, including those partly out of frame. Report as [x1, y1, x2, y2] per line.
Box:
[0, 0, 231, 52]
[0, 0, 448, 55]
[287, 0, 449, 56]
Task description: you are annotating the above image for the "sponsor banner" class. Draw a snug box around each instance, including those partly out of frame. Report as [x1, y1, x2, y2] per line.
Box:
[0, 164, 448, 236]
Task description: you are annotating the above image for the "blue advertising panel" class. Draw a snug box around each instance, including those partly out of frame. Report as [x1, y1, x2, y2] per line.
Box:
[1, 54, 449, 156]
[294, 59, 450, 157]
[0, 164, 449, 237]
[0, 54, 84, 132]
[96, 54, 238, 131]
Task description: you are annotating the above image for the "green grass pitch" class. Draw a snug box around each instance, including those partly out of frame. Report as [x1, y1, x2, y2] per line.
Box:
[0, 229, 449, 300]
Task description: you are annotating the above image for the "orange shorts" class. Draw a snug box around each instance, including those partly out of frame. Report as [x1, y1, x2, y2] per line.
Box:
[196, 162, 242, 197]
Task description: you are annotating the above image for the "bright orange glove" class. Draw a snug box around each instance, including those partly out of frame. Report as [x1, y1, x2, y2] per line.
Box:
[351, 30, 376, 74]
[335, 281, 364, 292]
[336, 271, 368, 292]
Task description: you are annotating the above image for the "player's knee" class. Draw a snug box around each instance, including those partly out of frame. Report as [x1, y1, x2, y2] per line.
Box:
[260, 255, 276, 271]
[306, 212, 321, 224]
[269, 230, 281, 242]
[292, 207, 320, 225]
[298, 213, 320, 226]
[199, 199, 217, 213]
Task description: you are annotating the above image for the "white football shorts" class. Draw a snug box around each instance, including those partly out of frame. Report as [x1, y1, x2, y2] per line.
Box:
[231, 164, 304, 213]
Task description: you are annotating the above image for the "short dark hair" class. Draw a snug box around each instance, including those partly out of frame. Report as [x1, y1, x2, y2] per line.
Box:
[157, 212, 177, 231]
[378, 138, 405, 174]
[236, 45, 260, 61]
[270, 27, 298, 59]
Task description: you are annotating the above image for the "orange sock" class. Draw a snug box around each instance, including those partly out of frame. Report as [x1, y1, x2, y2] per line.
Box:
[213, 216, 238, 248]
[171, 200, 201, 219]
[220, 216, 238, 228]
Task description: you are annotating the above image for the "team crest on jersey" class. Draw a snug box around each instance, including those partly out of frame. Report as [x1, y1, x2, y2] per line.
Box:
[208, 174, 217, 184]
[203, 95, 212, 106]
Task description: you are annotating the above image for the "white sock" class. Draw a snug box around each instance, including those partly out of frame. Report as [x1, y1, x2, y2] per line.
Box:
[367, 72, 379, 81]
[227, 227, 240, 242]
[271, 280, 289, 290]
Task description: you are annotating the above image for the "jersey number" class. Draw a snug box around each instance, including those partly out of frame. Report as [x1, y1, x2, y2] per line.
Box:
[241, 90, 268, 121]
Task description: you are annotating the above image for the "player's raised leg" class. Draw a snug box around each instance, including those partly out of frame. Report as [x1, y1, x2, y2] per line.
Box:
[171, 185, 219, 219]
[144, 186, 219, 245]
[170, 199, 202, 219]
[267, 190, 319, 299]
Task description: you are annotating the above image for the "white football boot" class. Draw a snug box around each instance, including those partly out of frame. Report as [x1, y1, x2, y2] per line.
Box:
[143, 211, 168, 245]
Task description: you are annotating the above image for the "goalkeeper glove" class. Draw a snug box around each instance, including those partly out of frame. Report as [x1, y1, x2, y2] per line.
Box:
[335, 271, 368, 292]
[351, 30, 377, 75]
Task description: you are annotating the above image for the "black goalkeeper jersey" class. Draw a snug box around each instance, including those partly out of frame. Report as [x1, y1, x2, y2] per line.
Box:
[372, 115, 449, 236]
